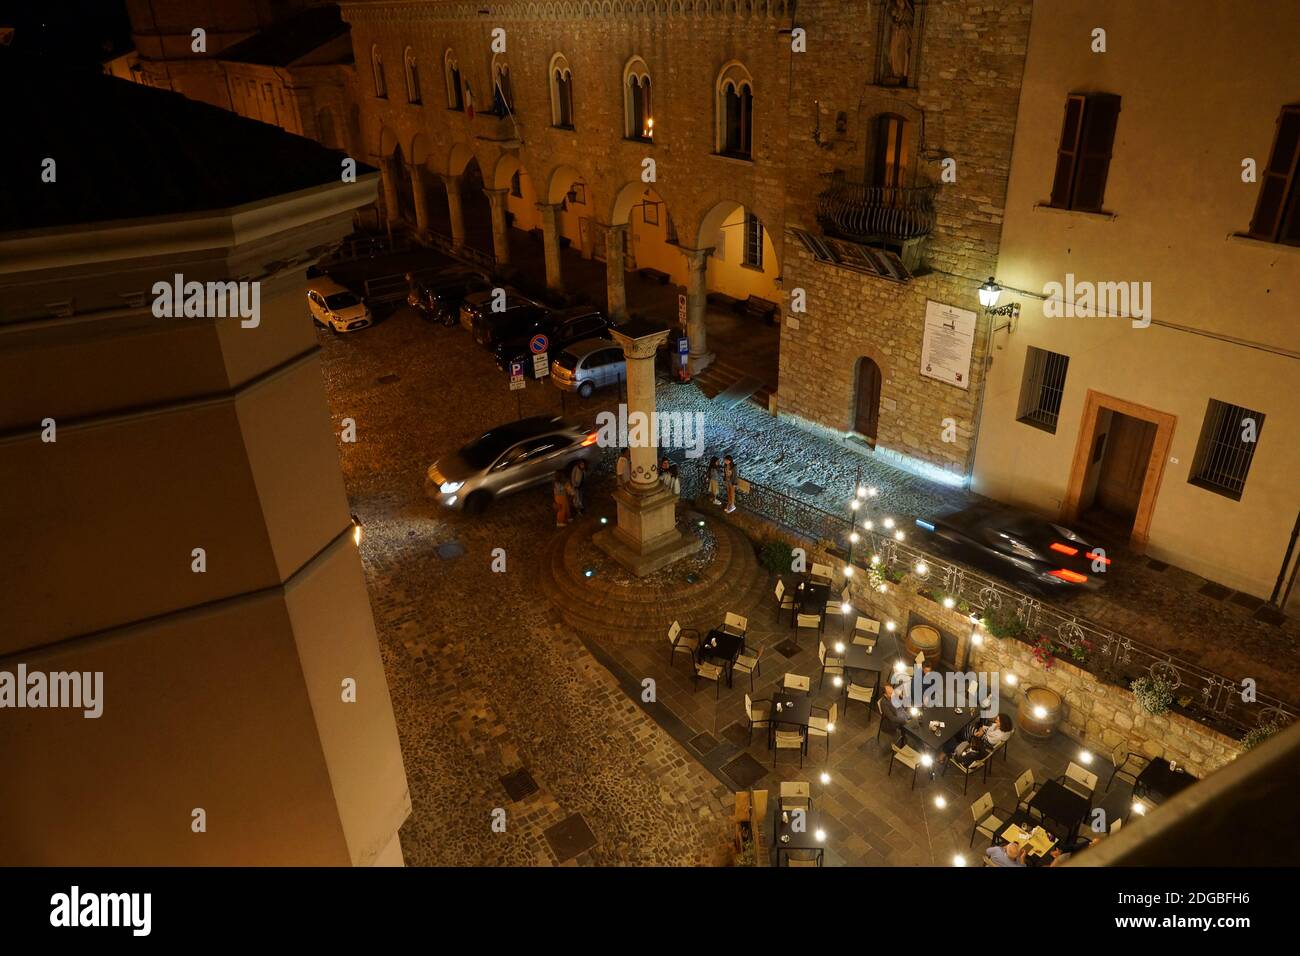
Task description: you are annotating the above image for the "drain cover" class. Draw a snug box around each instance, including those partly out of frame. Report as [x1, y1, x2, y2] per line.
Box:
[500, 768, 539, 802]
[436, 542, 465, 560]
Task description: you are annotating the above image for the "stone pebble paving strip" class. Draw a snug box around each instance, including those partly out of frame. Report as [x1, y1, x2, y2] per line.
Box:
[318, 310, 732, 866]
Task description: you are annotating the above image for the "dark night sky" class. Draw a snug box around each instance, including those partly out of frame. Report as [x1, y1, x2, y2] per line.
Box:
[0, 0, 133, 65]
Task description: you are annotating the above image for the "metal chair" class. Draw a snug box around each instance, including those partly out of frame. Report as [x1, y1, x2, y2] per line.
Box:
[744, 693, 771, 745]
[969, 792, 1009, 848]
[807, 701, 837, 759]
[818, 640, 844, 689]
[774, 728, 806, 768]
[795, 612, 822, 643]
[853, 615, 880, 646]
[721, 611, 748, 640]
[1106, 745, 1151, 791]
[774, 579, 797, 624]
[733, 646, 763, 692]
[783, 672, 811, 694]
[693, 651, 723, 698]
[1060, 761, 1099, 801]
[667, 620, 698, 669]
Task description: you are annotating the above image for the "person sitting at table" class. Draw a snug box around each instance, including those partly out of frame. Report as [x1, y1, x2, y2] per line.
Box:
[1049, 835, 1101, 867]
[952, 713, 1012, 767]
[985, 841, 1027, 867]
[882, 680, 911, 721]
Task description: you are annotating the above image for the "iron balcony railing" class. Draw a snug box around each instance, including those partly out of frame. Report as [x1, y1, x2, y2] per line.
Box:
[687, 462, 1297, 740]
[816, 172, 938, 242]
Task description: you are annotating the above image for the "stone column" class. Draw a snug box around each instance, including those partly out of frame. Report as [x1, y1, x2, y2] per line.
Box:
[408, 163, 429, 235]
[679, 245, 715, 372]
[377, 155, 400, 231]
[593, 318, 703, 576]
[441, 173, 466, 249]
[536, 201, 564, 293]
[484, 187, 511, 266]
[604, 222, 629, 320]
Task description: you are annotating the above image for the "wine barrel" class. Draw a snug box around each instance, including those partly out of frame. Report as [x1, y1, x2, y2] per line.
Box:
[1016, 685, 1063, 739]
[905, 624, 941, 664]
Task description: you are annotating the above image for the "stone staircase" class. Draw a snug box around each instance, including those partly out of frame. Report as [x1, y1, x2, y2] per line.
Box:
[691, 357, 774, 411]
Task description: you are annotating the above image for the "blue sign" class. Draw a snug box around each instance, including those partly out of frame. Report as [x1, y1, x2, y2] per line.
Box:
[677, 336, 689, 355]
[509, 360, 524, 377]
[529, 334, 549, 354]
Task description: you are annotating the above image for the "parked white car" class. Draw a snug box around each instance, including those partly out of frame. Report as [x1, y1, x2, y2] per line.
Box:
[307, 278, 372, 332]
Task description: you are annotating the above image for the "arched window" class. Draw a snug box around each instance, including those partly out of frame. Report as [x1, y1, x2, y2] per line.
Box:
[403, 47, 421, 104]
[491, 53, 513, 114]
[550, 53, 574, 128]
[444, 50, 463, 110]
[623, 56, 652, 141]
[371, 45, 387, 99]
[717, 62, 753, 159]
[869, 113, 911, 198]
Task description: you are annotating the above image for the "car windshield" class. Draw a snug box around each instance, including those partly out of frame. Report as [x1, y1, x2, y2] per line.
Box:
[458, 420, 560, 468]
[555, 349, 580, 370]
[324, 291, 360, 310]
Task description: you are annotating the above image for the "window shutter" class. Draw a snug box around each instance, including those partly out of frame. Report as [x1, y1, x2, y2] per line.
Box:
[1049, 95, 1085, 208]
[1249, 106, 1300, 241]
[1072, 93, 1120, 212]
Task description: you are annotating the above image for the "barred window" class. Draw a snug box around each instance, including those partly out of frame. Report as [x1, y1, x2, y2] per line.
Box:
[743, 212, 764, 268]
[1189, 399, 1264, 500]
[1017, 347, 1069, 433]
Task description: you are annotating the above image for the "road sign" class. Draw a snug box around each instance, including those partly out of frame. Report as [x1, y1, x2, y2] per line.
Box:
[677, 293, 687, 328]
[529, 333, 549, 355]
[509, 360, 524, 378]
[677, 336, 689, 355]
[532, 352, 549, 378]
[509, 374, 525, 391]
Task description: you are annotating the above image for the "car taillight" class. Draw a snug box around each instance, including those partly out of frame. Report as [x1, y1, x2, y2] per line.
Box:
[1048, 569, 1089, 584]
[1085, 550, 1111, 566]
[1050, 542, 1079, 556]
[580, 432, 598, 447]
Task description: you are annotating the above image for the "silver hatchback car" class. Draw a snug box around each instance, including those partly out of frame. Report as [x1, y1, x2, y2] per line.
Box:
[550, 339, 627, 398]
[425, 415, 600, 514]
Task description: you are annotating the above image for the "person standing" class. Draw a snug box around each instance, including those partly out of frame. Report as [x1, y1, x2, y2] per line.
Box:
[569, 459, 587, 515]
[723, 455, 737, 513]
[552, 470, 571, 527]
[706, 456, 721, 505]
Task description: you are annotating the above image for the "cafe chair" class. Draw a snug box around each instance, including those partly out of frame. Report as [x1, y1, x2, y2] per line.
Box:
[783, 672, 811, 694]
[969, 792, 1009, 848]
[1060, 761, 1099, 801]
[818, 641, 844, 689]
[721, 611, 748, 640]
[888, 741, 925, 790]
[733, 646, 763, 692]
[1014, 769, 1043, 818]
[795, 612, 822, 643]
[779, 781, 812, 813]
[875, 698, 906, 744]
[667, 620, 699, 669]
[774, 579, 797, 624]
[844, 677, 875, 717]
[853, 615, 880, 646]
[693, 652, 724, 699]
[1110, 817, 1123, 834]
[810, 562, 833, 585]
[774, 728, 807, 768]
[784, 850, 822, 867]
[745, 693, 771, 745]
[808, 701, 837, 759]
[949, 747, 995, 795]
[1106, 745, 1151, 792]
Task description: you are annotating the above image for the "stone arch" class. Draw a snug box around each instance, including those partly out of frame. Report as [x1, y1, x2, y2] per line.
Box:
[409, 131, 432, 168]
[447, 140, 476, 177]
[695, 198, 778, 268]
[544, 163, 588, 206]
[490, 152, 523, 191]
[377, 125, 400, 159]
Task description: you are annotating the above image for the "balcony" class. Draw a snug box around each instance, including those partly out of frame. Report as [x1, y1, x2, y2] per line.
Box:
[815, 171, 937, 243]
[472, 110, 521, 147]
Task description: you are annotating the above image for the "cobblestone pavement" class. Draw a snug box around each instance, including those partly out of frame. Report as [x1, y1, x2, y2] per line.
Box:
[317, 305, 732, 866]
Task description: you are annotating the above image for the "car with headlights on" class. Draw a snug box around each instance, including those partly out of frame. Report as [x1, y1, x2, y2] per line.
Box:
[425, 415, 600, 514]
[914, 504, 1110, 592]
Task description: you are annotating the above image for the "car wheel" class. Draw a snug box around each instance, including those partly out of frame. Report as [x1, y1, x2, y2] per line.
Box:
[463, 491, 492, 515]
[578, 381, 595, 399]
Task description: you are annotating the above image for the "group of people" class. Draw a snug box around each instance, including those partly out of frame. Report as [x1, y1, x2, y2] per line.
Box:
[552, 459, 588, 527]
[705, 455, 738, 513]
[986, 833, 1105, 868]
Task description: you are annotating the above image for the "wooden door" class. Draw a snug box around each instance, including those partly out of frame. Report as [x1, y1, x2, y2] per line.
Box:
[854, 358, 882, 441]
[1096, 412, 1155, 518]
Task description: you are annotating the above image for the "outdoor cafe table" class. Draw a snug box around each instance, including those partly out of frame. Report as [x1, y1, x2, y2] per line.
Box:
[993, 812, 1058, 867]
[902, 706, 976, 754]
[698, 628, 745, 687]
[768, 691, 814, 742]
[771, 808, 828, 866]
[1134, 758, 1197, 806]
[838, 633, 905, 688]
[1028, 779, 1091, 840]
[795, 578, 830, 616]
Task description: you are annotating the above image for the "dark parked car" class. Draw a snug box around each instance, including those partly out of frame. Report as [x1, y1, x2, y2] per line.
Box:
[914, 504, 1110, 592]
[425, 415, 600, 514]
[410, 268, 493, 326]
[465, 291, 550, 350]
[493, 307, 612, 371]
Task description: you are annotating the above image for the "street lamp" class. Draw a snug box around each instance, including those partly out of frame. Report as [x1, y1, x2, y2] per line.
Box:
[978, 276, 1001, 308]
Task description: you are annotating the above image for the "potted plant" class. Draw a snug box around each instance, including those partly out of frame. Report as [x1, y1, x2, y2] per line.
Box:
[1131, 676, 1174, 715]
[758, 539, 794, 575]
[1032, 635, 1059, 669]
[1241, 721, 1281, 752]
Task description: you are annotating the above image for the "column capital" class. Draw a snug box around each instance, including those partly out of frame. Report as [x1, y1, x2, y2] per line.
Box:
[677, 245, 714, 269]
[601, 220, 630, 236]
[483, 187, 510, 203]
[439, 172, 462, 185]
[610, 319, 671, 359]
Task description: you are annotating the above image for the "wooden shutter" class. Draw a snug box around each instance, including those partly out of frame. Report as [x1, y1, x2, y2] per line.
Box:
[1250, 105, 1300, 242]
[1072, 94, 1121, 212]
[1050, 95, 1086, 208]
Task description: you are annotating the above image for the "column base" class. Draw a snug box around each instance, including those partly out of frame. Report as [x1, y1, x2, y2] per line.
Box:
[593, 483, 701, 576]
[688, 351, 716, 374]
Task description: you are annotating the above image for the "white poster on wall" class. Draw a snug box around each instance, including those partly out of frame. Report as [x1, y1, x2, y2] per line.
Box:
[921, 299, 976, 390]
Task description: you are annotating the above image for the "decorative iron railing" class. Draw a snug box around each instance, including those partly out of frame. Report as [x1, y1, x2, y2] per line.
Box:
[696, 464, 1297, 740]
[816, 172, 938, 242]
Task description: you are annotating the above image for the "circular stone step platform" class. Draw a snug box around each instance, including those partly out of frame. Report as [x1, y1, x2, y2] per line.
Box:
[540, 508, 770, 645]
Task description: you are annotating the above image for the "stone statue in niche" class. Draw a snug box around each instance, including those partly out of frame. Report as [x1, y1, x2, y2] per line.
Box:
[880, 0, 916, 86]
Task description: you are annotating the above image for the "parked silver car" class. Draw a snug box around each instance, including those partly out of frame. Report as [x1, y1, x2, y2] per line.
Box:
[550, 339, 627, 398]
[425, 415, 600, 514]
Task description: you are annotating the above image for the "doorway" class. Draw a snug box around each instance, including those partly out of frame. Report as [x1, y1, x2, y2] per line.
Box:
[853, 357, 882, 443]
[1062, 390, 1176, 551]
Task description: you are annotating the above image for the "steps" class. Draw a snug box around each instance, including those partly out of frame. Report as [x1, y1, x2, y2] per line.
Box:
[692, 357, 774, 411]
